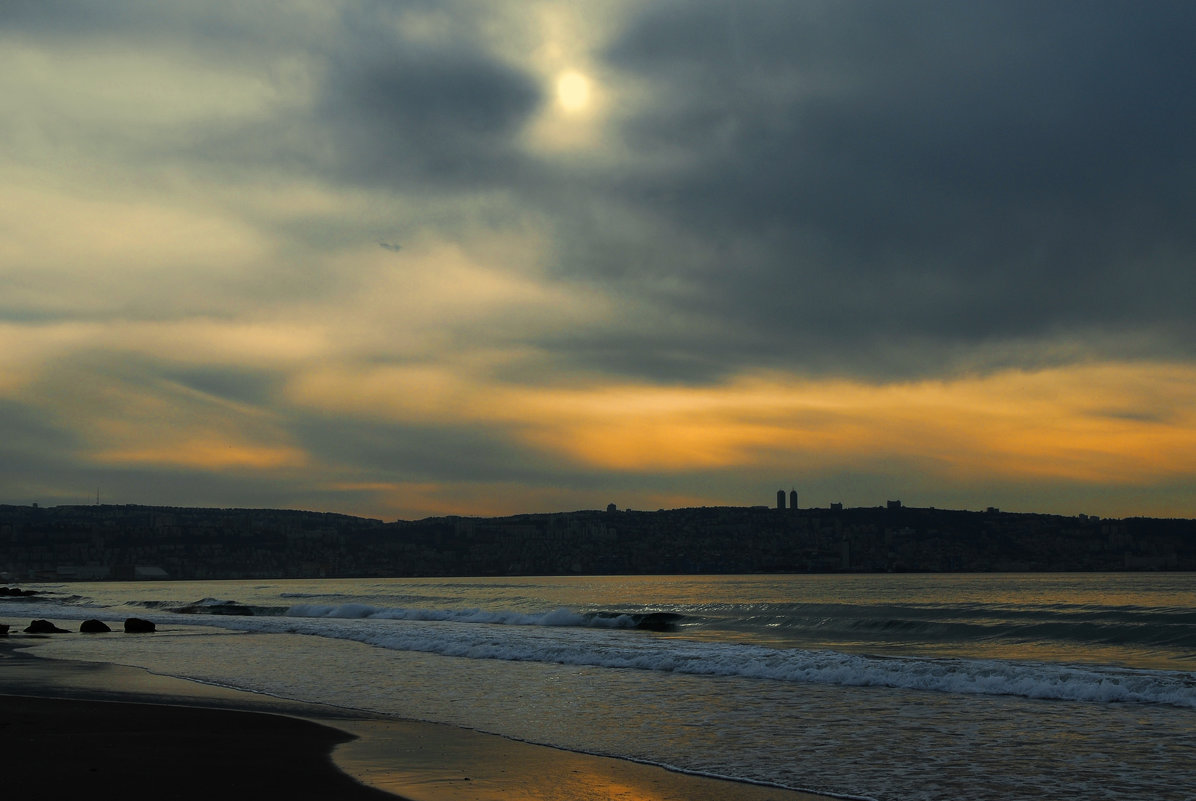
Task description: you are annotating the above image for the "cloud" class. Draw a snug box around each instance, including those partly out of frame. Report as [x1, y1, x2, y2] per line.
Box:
[316, 40, 541, 187]
[134, 2, 550, 198]
[562, 0, 1196, 379]
[0, 183, 277, 319]
[2, 1, 1195, 519]
[284, 356, 1196, 487]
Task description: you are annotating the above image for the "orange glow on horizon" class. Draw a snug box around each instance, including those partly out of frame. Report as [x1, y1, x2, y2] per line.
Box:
[516, 365, 1196, 483]
[93, 440, 308, 471]
[288, 361, 1196, 488]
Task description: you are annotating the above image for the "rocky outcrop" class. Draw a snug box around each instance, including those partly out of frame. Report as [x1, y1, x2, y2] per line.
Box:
[24, 619, 70, 634]
[0, 623, 9, 637]
[123, 617, 156, 633]
[0, 586, 38, 597]
[80, 619, 113, 633]
[173, 600, 254, 616]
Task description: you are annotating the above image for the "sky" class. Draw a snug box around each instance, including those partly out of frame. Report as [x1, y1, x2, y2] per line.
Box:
[2, 1, 1195, 521]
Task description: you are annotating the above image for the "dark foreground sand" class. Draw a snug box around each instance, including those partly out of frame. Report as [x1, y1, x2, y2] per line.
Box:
[1, 694, 399, 801]
[2, 635, 829, 801]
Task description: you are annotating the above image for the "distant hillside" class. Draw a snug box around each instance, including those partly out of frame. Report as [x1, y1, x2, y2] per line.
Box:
[1, 503, 1193, 581]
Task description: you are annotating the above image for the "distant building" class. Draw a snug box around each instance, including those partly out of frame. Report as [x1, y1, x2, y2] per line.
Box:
[887, 500, 902, 510]
[606, 503, 617, 513]
[789, 489, 798, 511]
[776, 490, 786, 510]
[830, 502, 843, 511]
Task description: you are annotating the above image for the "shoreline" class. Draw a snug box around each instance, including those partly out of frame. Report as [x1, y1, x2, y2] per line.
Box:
[0, 694, 401, 801]
[1, 634, 834, 801]
[1, 636, 400, 801]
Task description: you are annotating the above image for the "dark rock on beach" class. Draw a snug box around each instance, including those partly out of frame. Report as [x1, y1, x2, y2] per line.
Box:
[173, 600, 254, 616]
[80, 619, 112, 633]
[25, 619, 70, 634]
[123, 617, 156, 633]
[1, 586, 38, 597]
[590, 611, 684, 631]
[632, 612, 684, 632]
[0, 623, 10, 637]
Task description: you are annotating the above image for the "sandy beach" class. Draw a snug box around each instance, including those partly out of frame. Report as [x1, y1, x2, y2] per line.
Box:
[1, 633, 828, 801]
[1, 694, 399, 801]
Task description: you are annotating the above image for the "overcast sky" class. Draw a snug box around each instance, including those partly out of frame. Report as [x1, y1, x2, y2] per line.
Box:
[3, 1, 1195, 520]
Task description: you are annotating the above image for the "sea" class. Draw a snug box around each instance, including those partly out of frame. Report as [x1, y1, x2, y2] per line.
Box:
[3, 572, 1194, 801]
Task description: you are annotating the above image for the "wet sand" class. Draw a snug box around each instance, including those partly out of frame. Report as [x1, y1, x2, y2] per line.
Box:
[1, 694, 400, 801]
[1, 635, 830, 801]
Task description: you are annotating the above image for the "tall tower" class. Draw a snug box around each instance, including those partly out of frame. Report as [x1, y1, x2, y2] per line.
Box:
[789, 489, 798, 512]
[776, 489, 786, 510]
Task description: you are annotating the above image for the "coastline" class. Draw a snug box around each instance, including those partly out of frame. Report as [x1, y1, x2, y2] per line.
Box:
[0, 636, 400, 801]
[1, 634, 833, 801]
[0, 695, 400, 801]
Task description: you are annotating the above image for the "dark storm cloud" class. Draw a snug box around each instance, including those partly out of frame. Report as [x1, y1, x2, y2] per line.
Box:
[580, 0, 1196, 379]
[3, 0, 543, 193]
[0, 0, 298, 54]
[8, 0, 1193, 388]
[140, 2, 546, 195]
[160, 367, 282, 408]
[0, 401, 83, 475]
[83, 467, 338, 514]
[293, 417, 577, 485]
[0, 0, 153, 35]
[314, 38, 542, 189]
[0, 401, 117, 508]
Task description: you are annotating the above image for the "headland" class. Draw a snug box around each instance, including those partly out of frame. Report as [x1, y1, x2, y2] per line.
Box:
[2, 501, 1193, 581]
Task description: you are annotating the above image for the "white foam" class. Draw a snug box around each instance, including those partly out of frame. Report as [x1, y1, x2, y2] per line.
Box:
[9, 596, 1194, 710]
[233, 610, 1196, 709]
[286, 603, 636, 628]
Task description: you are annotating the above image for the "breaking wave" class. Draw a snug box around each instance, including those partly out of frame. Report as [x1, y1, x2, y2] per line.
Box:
[188, 611, 1196, 710]
[286, 603, 683, 631]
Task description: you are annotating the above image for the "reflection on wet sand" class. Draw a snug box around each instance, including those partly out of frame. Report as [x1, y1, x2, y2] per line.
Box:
[335, 717, 829, 801]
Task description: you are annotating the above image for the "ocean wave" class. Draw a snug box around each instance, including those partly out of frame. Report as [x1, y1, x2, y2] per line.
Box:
[176, 613, 1194, 710]
[733, 602, 1196, 649]
[169, 597, 256, 616]
[7, 587, 1192, 710]
[285, 603, 682, 631]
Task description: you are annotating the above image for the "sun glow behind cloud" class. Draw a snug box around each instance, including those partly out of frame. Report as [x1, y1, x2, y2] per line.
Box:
[516, 3, 622, 153]
[555, 70, 592, 112]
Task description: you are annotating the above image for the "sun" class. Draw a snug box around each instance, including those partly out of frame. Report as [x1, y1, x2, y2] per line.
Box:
[555, 70, 592, 113]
